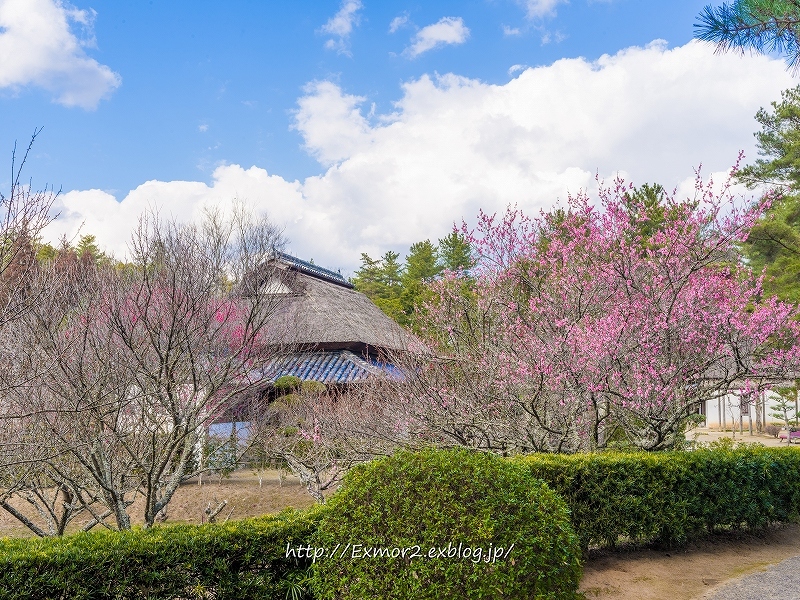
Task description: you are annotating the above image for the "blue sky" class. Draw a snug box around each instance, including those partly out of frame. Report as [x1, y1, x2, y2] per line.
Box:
[0, 0, 795, 271]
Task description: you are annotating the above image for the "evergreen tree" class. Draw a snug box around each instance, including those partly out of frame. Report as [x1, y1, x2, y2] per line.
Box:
[742, 195, 800, 301]
[380, 250, 404, 291]
[400, 240, 441, 320]
[771, 385, 799, 441]
[695, 1, 800, 69]
[404, 240, 440, 282]
[35, 242, 56, 263]
[352, 253, 385, 299]
[352, 251, 405, 323]
[354, 234, 474, 328]
[736, 86, 800, 301]
[437, 231, 473, 272]
[738, 85, 800, 189]
[75, 234, 108, 264]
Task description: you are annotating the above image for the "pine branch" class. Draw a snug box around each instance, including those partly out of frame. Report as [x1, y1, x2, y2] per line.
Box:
[695, 1, 800, 69]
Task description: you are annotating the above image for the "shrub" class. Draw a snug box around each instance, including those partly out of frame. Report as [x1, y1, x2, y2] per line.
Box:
[274, 375, 302, 392]
[301, 380, 327, 394]
[310, 449, 582, 600]
[0, 508, 322, 600]
[516, 446, 800, 551]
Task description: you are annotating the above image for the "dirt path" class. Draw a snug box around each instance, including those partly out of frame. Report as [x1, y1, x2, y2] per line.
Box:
[580, 525, 800, 600]
[703, 555, 800, 600]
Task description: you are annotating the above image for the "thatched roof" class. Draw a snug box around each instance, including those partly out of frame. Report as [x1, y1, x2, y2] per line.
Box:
[261, 253, 414, 355]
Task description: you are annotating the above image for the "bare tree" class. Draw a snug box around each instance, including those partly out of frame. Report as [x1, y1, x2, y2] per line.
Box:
[0, 133, 64, 533]
[0, 204, 291, 533]
[0, 248, 132, 534]
[96, 207, 288, 527]
[250, 385, 380, 502]
[0, 129, 59, 327]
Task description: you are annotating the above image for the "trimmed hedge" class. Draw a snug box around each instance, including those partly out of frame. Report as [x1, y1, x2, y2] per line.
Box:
[0, 508, 322, 600]
[516, 444, 800, 551]
[310, 449, 583, 600]
[1, 446, 799, 598]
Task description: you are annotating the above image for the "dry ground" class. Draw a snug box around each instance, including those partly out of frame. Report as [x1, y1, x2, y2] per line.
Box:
[688, 426, 795, 448]
[581, 427, 800, 599]
[0, 469, 315, 538]
[580, 525, 800, 600]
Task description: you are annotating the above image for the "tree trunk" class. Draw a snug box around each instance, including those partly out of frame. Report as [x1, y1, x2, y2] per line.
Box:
[0, 500, 47, 537]
[722, 399, 727, 432]
[755, 392, 763, 434]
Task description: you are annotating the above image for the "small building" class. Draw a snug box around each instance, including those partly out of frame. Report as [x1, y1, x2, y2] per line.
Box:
[211, 252, 412, 431]
[256, 252, 413, 385]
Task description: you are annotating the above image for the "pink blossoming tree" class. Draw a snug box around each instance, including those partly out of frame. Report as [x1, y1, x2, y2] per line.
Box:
[375, 171, 800, 452]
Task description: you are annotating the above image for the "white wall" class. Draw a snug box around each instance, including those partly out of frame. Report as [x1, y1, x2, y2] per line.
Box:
[701, 390, 798, 429]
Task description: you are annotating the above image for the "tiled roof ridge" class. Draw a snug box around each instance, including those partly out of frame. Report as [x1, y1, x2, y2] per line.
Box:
[263, 349, 398, 384]
[275, 252, 354, 289]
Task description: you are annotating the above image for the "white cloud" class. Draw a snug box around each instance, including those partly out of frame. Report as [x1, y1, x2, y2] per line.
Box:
[198, 123, 209, 133]
[389, 14, 408, 34]
[541, 30, 566, 45]
[293, 80, 371, 166]
[0, 0, 120, 108]
[520, 0, 567, 18]
[404, 17, 470, 58]
[508, 64, 526, 75]
[503, 25, 522, 36]
[46, 167, 306, 257]
[320, 0, 362, 55]
[48, 40, 794, 273]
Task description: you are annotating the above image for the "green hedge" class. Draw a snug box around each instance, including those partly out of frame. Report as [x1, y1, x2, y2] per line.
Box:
[515, 444, 800, 551]
[0, 508, 322, 600]
[1, 446, 799, 598]
[310, 449, 583, 600]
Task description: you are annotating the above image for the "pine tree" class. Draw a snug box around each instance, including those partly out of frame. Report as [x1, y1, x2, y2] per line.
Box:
[352, 251, 405, 323]
[695, 1, 800, 69]
[742, 195, 800, 301]
[75, 234, 108, 265]
[736, 86, 800, 301]
[404, 240, 440, 282]
[35, 242, 56, 263]
[354, 234, 473, 328]
[437, 231, 473, 272]
[352, 253, 385, 299]
[771, 385, 799, 442]
[400, 240, 441, 321]
[738, 85, 800, 189]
